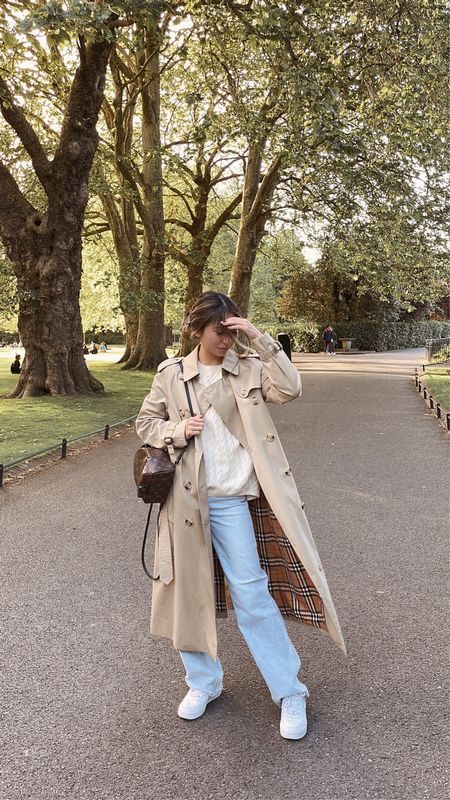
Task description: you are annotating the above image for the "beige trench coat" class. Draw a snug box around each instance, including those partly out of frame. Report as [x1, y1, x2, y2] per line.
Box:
[136, 333, 346, 659]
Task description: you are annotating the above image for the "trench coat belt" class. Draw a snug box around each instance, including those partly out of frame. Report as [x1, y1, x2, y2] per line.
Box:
[158, 503, 173, 584]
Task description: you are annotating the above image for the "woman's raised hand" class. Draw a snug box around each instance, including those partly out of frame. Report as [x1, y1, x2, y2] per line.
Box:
[221, 317, 262, 340]
[185, 414, 204, 439]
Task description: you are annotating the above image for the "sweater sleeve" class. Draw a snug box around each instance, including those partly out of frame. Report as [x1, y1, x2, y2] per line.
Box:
[250, 332, 302, 404]
[135, 371, 188, 448]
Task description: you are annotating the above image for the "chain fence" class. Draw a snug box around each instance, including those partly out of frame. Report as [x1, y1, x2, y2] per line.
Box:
[0, 415, 137, 487]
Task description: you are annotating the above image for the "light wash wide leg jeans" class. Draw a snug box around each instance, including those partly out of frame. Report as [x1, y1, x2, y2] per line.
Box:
[180, 496, 308, 704]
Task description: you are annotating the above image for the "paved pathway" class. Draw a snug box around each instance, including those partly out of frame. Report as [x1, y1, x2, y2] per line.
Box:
[1, 349, 448, 800]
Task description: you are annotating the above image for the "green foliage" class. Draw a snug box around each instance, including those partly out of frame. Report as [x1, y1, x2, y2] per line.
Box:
[332, 321, 450, 352]
[250, 229, 310, 326]
[84, 330, 125, 344]
[204, 225, 237, 294]
[265, 320, 450, 353]
[278, 212, 450, 324]
[16, 0, 157, 43]
[0, 331, 19, 344]
[316, 205, 450, 314]
[80, 238, 124, 334]
[265, 320, 324, 353]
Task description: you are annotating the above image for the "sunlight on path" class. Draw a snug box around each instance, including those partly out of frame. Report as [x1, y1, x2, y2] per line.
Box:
[293, 348, 428, 376]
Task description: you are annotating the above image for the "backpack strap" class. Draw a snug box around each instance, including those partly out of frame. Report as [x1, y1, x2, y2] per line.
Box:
[141, 360, 194, 579]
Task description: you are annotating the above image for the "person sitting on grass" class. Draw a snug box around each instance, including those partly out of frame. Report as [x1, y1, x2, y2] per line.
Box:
[10, 354, 21, 374]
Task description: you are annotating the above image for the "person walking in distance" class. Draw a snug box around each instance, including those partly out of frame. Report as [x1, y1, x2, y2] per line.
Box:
[136, 291, 346, 740]
[322, 325, 337, 355]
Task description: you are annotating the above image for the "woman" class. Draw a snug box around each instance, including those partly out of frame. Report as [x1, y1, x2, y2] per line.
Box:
[136, 291, 345, 740]
[10, 354, 21, 374]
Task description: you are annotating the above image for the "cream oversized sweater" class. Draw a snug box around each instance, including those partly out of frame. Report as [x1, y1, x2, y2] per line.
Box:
[197, 362, 259, 498]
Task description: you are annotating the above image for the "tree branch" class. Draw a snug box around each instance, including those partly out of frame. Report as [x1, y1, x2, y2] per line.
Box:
[248, 154, 283, 224]
[165, 217, 194, 234]
[163, 181, 196, 221]
[165, 241, 191, 268]
[52, 36, 115, 187]
[83, 223, 111, 238]
[204, 192, 243, 247]
[0, 76, 54, 196]
[0, 159, 38, 248]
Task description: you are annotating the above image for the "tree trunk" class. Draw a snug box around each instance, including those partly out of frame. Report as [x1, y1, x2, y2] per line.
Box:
[9, 239, 102, 397]
[169, 194, 243, 355]
[179, 254, 206, 356]
[0, 37, 114, 396]
[228, 214, 269, 315]
[100, 192, 140, 364]
[119, 313, 139, 363]
[122, 19, 166, 370]
[228, 145, 282, 315]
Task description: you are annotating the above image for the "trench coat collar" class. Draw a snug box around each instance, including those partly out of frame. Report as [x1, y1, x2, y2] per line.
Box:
[181, 344, 240, 380]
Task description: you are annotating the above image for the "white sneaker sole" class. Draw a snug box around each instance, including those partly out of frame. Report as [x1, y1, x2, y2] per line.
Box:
[280, 721, 307, 740]
[177, 689, 222, 720]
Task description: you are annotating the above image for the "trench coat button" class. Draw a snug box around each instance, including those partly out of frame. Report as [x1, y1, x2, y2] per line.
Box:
[252, 397, 259, 404]
[284, 467, 291, 475]
[240, 388, 248, 397]
[184, 481, 192, 490]
[266, 434, 274, 441]
[185, 518, 193, 526]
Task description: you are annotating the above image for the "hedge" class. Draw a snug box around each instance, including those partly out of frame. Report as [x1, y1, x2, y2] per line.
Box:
[0, 330, 19, 345]
[267, 320, 450, 353]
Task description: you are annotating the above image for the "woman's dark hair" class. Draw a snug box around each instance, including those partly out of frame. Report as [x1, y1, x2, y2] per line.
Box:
[183, 291, 252, 353]
[184, 291, 242, 334]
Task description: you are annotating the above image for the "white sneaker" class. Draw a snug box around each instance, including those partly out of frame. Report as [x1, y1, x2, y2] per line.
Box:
[280, 693, 308, 739]
[177, 688, 222, 720]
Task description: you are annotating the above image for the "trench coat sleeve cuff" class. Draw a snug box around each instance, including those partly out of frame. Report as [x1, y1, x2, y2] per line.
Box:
[171, 420, 188, 448]
[250, 332, 283, 362]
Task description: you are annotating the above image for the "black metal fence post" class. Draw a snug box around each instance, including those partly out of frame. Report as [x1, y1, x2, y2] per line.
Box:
[423, 387, 428, 400]
[429, 395, 434, 409]
[0, 415, 136, 488]
[447, 413, 450, 432]
[437, 403, 441, 419]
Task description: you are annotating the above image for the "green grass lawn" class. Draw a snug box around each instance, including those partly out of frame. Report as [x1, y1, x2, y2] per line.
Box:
[0, 352, 156, 466]
[422, 367, 450, 410]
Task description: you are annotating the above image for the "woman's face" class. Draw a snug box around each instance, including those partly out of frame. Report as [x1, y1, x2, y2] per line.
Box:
[196, 318, 235, 363]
